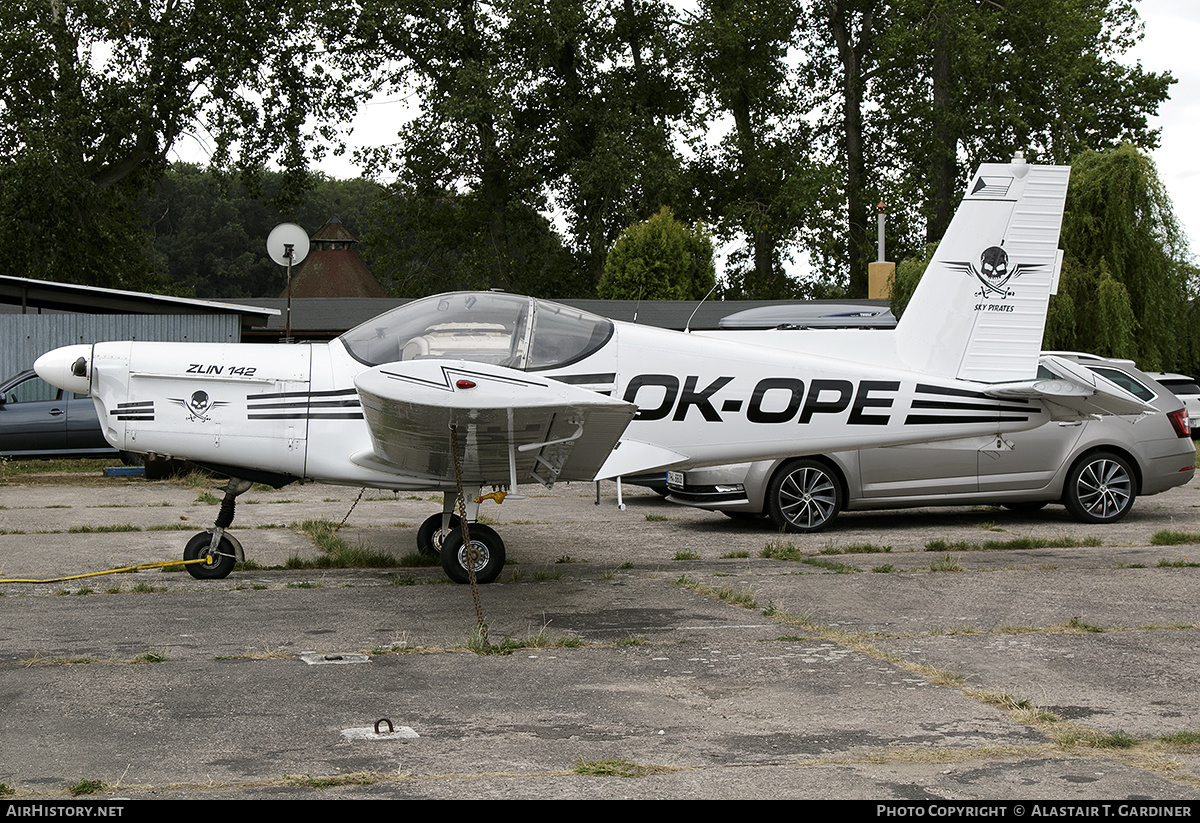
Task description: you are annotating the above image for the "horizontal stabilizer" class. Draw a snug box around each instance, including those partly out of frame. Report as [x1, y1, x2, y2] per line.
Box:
[354, 360, 636, 486]
[594, 439, 689, 480]
[984, 355, 1155, 419]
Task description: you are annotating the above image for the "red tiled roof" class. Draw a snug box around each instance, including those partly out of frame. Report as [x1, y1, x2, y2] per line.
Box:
[310, 218, 358, 244]
[281, 249, 385, 299]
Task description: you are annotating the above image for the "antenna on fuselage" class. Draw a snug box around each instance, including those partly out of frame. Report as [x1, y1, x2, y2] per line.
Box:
[684, 283, 718, 334]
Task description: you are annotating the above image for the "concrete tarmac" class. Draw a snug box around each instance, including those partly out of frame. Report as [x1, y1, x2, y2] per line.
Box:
[1, 468, 1199, 800]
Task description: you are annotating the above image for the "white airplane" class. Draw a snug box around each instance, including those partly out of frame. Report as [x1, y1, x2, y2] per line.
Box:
[34, 155, 1151, 584]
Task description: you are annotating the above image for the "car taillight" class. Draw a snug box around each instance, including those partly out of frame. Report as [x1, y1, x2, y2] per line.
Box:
[1168, 408, 1191, 438]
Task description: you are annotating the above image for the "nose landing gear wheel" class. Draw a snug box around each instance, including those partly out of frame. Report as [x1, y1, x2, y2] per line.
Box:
[183, 532, 237, 580]
[440, 524, 506, 584]
[417, 513, 462, 557]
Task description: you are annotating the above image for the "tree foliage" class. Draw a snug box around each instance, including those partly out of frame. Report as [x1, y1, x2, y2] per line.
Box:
[0, 0, 1185, 325]
[597, 207, 716, 300]
[351, 0, 686, 293]
[362, 185, 580, 298]
[1046, 144, 1191, 370]
[138, 164, 385, 299]
[872, 0, 1174, 247]
[684, 0, 831, 299]
[0, 0, 357, 288]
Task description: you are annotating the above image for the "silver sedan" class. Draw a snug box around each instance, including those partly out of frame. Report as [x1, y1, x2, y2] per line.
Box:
[666, 356, 1196, 531]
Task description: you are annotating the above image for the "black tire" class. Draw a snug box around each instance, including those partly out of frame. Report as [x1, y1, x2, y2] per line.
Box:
[417, 513, 462, 557]
[766, 458, 843, 533]
[1001, 502, 1048, 513]
[183, 531, 237, 580]
[1063, 451, 1136, 523]
[440, 523, 506, 584]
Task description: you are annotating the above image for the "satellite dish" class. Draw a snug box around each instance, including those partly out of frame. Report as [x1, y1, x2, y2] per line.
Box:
[266, 223, 310, 267]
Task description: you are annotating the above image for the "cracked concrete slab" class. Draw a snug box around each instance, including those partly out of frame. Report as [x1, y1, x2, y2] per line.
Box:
[1, 473, 1198, 799]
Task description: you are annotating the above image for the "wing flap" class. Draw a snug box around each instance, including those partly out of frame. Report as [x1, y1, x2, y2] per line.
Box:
[353, 360, 636, 486]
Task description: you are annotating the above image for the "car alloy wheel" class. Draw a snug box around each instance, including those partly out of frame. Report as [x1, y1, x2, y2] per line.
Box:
[1064, 451, 1136, 523]
[766, 458, 843, 533]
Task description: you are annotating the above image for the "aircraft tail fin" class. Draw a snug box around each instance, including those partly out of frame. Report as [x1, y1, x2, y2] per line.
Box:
[895, 155, 1070, 383]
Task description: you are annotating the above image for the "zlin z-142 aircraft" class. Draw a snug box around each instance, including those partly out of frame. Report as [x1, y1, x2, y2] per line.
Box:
[36, 156, 1152, 584]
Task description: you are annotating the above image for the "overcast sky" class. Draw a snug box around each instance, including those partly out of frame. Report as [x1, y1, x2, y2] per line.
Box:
[1127, 0, 1200, 254]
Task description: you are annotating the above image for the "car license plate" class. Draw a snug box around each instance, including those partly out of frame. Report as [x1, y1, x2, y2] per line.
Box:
[666, 471, 684, 489]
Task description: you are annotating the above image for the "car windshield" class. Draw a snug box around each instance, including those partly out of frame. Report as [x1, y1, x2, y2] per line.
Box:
[339, 292, 613, 371]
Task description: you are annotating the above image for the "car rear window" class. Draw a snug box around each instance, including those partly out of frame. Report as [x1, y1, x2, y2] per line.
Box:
[1159, 379, 1200, 395]
[1087, 366, 1156, 402]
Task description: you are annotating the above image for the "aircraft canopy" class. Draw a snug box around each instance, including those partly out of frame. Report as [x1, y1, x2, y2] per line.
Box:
[340, 292, 613, 372]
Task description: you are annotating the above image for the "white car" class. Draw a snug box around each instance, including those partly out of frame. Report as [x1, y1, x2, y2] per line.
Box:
[1146, 372, 1200, 436]
[666, 356, 1196, 531]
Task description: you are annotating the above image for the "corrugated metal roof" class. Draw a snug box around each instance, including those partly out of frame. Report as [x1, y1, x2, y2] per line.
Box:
[0, 275, 279, 321]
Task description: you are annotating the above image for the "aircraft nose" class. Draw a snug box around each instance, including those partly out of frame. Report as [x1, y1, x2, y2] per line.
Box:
[35, 344, 94, 395]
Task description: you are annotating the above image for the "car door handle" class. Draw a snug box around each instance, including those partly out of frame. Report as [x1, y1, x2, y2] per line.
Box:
[48, 408, 64, 416]
[1057, 420, 1082, 427]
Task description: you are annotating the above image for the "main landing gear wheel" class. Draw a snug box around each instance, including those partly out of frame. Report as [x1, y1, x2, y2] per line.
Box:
[417, 513, 462, 557]
[766, 458, 843, 533]
[1064, 451, 1136, 523]
[440, 524, 506, 585]
[184, 531, 237, 580]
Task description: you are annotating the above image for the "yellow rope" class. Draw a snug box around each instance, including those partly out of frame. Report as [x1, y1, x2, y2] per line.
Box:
[0, 557, 208, 584]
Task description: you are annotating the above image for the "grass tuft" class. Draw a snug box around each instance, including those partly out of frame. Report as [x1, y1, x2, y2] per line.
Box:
[759, 538, 803, 561]
[573, 758, 674, 777]
[927, 535, 1101, 552]
[928, 553, 964, 572]
[283, 772, 378, 789]
[287, 519, 401, 569]
[69, 779, 105, 796]
[1152, 530, 1200, 546]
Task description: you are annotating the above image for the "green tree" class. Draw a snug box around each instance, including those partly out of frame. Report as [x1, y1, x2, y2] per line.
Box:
[523, 0, 690, 288]
[138, 165, 386, 299]
[873, 0, 1174, 245]
[886, 241, 935, 318]
[350, 0, 567, 293]
[352, 0, 687, 295]
[1047, 144, 1192, 370]
[801, 0, 888, 298]
[684, 0, 830, 299]
[364, 185, 579, 298]
[597, 207, 715, 300]
[0, 0, 358, 289]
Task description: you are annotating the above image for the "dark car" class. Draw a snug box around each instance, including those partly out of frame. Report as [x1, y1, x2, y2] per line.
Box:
[0, 370, 118, 460]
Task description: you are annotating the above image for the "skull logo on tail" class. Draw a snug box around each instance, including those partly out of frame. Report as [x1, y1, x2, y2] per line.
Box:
[946, 245, 1040, 300]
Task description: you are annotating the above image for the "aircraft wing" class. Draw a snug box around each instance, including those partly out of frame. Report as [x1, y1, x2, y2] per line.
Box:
[352, 360, 637, 487]
[983, 355, 1156, 418]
